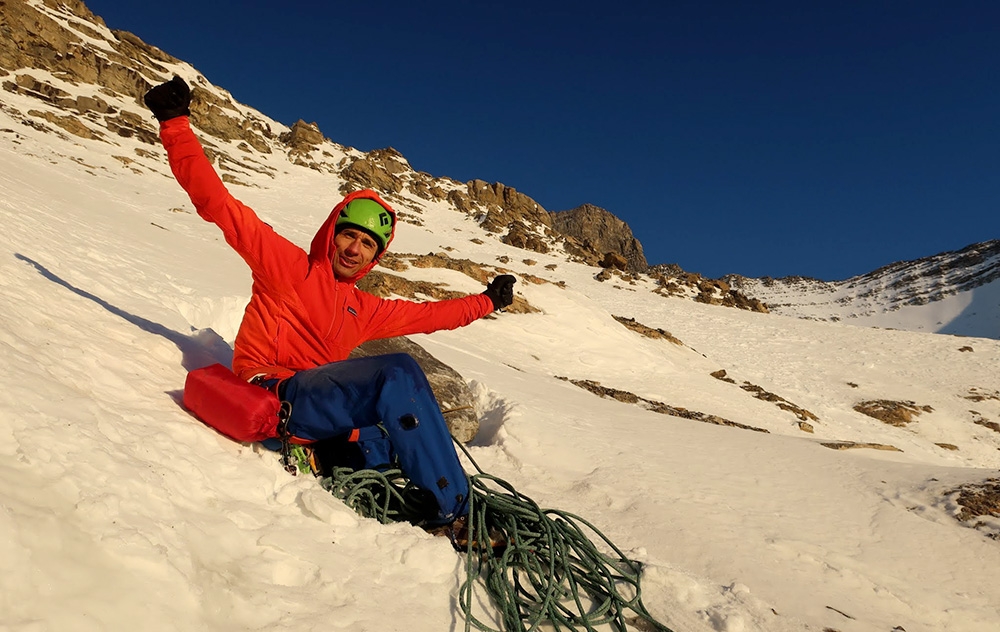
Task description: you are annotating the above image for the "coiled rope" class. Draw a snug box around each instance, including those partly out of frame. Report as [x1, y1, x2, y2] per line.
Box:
[318, 443, 673, 632]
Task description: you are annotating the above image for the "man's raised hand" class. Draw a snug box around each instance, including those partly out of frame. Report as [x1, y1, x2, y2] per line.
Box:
[143, 76, 191, 122]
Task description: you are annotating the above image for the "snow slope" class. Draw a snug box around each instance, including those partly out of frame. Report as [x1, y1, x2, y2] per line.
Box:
[2, 55, 1000, 632]
[733, 241, 1000, 340]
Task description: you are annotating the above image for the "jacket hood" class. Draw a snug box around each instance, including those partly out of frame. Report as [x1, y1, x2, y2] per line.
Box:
[310, 189, 397, 284]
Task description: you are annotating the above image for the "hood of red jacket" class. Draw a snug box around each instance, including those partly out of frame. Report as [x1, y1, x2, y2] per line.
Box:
[310, 189, 397, 284]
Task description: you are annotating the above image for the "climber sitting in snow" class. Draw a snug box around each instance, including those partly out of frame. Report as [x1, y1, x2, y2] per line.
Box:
[144, 76, 515, 527]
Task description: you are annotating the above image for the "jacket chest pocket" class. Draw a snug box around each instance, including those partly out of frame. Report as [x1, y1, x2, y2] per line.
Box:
[323, 302, 363, 346]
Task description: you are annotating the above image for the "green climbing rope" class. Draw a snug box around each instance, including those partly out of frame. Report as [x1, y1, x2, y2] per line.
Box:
[321, 466, 430, 525]
[454, 442, 673, 632]
[318, 445, 673, 632]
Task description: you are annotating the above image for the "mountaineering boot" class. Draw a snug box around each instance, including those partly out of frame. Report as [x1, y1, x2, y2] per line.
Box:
[287, 443, 321, 476]
[428, 515, 507, 553]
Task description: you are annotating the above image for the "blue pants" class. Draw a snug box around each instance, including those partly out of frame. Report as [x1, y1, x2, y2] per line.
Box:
[281, 353, 469, 525]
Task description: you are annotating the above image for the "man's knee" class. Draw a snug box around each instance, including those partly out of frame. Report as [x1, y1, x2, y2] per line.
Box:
[380, 353, 421, 374]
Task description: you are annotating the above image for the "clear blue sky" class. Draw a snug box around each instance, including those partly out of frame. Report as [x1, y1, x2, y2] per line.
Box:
[86, 0, 999, 281]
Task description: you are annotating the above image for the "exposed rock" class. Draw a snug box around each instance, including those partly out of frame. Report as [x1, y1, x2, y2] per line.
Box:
[649, 263, 685, 276]
[406, 173, 449, 201]
[600, 252, 629, 271]
[358, 264, 538, 315]
[1, 0, 278, 155]
[948, 478, 1000, 540]
[502, 221, 549, 254]
[188, 87, 274, 153]
[27, 108, 101, 139]
[408, 252, 492, 283]
[561, 377, 768, 433]
[74, 94, 114, 114]
[12, 73, 72, 101]
[368, 147, 410, 174]
[103, 110, 158, 144]
[820, 441, 902, 452]
[469, 180, 549, 230]
[339, 148, 410, 194]
[447, 188, 475, 213]
[357, 269, 465, 302]
[613, 315, 683, 345]
[549, 203, 648, 273]
[350, 337, 479, 443]
[651, 267, 769, 313]
[0, 0, 89, 73]
[709, 371, 818, 422]
[710, 369, 736, 383]
[730, 240, 1000, 330]
[0, 6, 157, 101]
[965, 388, 1000, 402]
[739, 382, 818, 422]
[439, 180, 552, 255]
[853, 400, 933, 427]
[279, 119, 325, 152]
[972, 413, 1000, 434]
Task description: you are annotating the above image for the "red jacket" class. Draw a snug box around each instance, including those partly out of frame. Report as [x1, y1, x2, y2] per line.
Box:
[160, 117, 494, 381]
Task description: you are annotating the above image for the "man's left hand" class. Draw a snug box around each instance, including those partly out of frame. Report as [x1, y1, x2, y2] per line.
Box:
[484, 275, 516, 311]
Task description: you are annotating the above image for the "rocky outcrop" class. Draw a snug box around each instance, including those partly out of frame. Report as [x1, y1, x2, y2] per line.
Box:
[0, 0, 279, 154]
[501, 221, 550, 254]
[853, 400, 933, 427]
[280, 119, 324, 153]
[357, 255, 539, 315]
[339, 147, 410, 194]
[854, 240, 1000, 296]
[549, 204, 648, 272]
[651, 268, 769, 313]
[442, 180, 553, 255]
[0, 0, 170, 100]
[728, 239, 1000, 336]
[561, 377, 769, 433]
[189, 86, 274, 153]
[466, 180, 550, 232]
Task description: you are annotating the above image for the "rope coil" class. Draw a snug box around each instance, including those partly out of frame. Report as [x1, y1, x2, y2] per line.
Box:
[318, 443, 673, 632]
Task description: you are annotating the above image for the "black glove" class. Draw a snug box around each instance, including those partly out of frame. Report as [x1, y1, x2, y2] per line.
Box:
[143, 75, 191, 122]
[483, 275, 516, 311]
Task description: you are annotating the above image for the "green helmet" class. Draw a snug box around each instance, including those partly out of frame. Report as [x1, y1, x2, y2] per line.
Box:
[335, 198, 394, 253]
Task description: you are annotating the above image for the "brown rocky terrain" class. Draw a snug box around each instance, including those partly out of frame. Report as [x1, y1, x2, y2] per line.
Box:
[550, 203, 648, 272]
[559, 377, 769, 433]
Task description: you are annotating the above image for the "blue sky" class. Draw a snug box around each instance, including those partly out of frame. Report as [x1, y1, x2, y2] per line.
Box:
[86, 0, 999, 280]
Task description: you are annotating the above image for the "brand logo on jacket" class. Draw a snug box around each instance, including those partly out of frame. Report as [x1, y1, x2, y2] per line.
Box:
[347, 306, 358, 317]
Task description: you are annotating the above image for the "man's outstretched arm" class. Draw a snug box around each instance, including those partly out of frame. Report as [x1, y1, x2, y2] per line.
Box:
[145, 76, 308, 285]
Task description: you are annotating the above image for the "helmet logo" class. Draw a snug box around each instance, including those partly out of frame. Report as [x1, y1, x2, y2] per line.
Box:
[335, 197, 394, 253]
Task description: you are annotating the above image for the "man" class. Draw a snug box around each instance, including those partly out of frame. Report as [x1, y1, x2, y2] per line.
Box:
[145, 76, 515, 526]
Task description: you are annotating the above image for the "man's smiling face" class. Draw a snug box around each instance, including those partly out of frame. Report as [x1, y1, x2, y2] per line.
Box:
[332, 227, 379, 279]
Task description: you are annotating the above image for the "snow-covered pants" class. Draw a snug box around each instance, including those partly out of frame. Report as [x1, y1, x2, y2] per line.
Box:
[281, 353, 469, 525]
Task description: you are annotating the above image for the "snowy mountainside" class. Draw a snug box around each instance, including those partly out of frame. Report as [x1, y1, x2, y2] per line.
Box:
[2, 2, 1000, 632]
[731, 240, 1000, 339]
